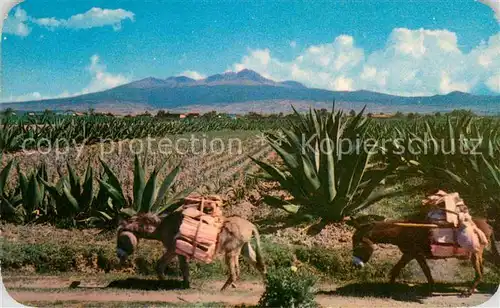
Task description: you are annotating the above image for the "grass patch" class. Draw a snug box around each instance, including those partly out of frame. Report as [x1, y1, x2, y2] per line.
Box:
[1, 233, 408, 283]
[294, 245, 412, 283]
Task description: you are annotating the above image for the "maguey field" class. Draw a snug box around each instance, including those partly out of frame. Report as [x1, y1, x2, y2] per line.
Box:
[2, 0, 500, 307]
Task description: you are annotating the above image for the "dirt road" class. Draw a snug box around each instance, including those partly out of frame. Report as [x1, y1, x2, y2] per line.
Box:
[2, 274, 498, 307]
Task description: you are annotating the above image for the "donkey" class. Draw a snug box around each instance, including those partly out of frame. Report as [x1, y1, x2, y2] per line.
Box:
[116, 211, 267, 291]
[351, 217, 493, 296]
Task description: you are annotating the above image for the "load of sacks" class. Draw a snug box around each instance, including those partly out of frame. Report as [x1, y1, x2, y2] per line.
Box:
[422, 190, 488, 258]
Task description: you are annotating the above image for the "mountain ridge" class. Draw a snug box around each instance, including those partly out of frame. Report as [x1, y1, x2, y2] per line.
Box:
[2, 69, 500, 114]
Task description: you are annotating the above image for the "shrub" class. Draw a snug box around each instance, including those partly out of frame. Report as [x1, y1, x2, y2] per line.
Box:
[258, 266, 318, 308]
[262, 241, 295, 269]
[295, 246, 345, 276]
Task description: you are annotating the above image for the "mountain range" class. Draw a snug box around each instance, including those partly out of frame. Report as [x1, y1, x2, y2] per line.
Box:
[3, 69, 500, 115]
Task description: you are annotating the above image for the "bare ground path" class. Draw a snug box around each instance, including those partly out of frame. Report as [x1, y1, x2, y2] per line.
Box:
[2, 274, 498, 307]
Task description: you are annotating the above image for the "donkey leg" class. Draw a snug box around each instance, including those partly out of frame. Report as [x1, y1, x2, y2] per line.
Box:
[479, 251, 485, 276]
[178, 255, 190, 289]
[415, 254, 434, 293]
[390, 253, 413, 284]
[230, 254, 240, 289]
[221, 253, 238, 291]
[463, 253, 483, 297]
[234, 246, 243, 281]
[156, 250, 176, 280]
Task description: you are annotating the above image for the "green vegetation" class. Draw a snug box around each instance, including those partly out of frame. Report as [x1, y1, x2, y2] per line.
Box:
[0, 113, 289, 152]
[252, 107, 403, 231]
[2, 107, 500, 237]
[0, 154, 187, 229]
[97, 155, 191, 218]
[258, 267, 318, 308]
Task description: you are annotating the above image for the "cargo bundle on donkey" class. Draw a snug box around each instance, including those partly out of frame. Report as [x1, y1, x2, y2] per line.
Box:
[351, 190, 493, 296]
[422, 190, 489, 259]
[116, 193, 266, 290]
[175, 195, 224, 263]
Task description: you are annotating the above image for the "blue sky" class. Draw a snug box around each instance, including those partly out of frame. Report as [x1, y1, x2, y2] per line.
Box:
[2, 0, 499, 102]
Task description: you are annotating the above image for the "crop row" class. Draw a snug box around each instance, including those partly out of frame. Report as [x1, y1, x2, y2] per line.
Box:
[0, 115, 290, 152]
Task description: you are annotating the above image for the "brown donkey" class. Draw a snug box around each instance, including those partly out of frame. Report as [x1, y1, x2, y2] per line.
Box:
[351, 218, 493, 296]
[116, 212, 267, 291]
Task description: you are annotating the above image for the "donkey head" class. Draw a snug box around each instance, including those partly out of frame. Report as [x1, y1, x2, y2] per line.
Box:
[115, 213, 161, 263]
[351, 225, 376, 268]
[116, 230, 138, 264]
[348, 215, 385, 268]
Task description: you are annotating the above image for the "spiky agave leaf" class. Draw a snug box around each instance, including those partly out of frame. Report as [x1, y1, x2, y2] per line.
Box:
[251, 105, 400, 229]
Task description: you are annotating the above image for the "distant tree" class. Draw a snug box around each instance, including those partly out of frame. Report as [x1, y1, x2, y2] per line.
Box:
[43, 109, 54, 116]
[434, 112, 442, 117]
[349, 109, 356, 117]
[394, 111, 404, 118]
[88, 108, 95, 115]
[217, 113, 231, 119]
[156, 110, 183, 120]
[247, 112, 262, 119]
[447, 109, 476, 117]
[2, 108, 14, 117]
[367, 112, 373, 118]
[156, 110, 167, 118]
[202, 110, 217, 119]
[407, 112, 420, 119]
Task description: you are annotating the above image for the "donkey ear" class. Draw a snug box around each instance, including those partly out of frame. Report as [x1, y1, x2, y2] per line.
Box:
[348, 214, 386, 229]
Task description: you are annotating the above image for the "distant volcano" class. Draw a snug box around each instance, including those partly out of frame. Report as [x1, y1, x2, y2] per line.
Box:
[2, 69, 500, 115]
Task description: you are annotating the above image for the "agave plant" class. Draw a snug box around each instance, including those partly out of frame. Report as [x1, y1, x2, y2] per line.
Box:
[0, 156, 23, 223]
[251, 106, 401, 232]
[16, 162, 48, 223]
[395, 114, 500, 192]
[39, 161, 95, 227]
[0, 118, 22, 152]
[95, 154, 191, 226]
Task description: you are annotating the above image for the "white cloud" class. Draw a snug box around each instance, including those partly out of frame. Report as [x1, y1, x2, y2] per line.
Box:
[4, 91, 42, 102]
[3, 55, 130, 102]
[3, 6, 134, 36]
[3, 7, 31, 36]
[35, 7, 135, 31]
[34, 17, 63, 28]
[332, 76, 353, 91]
[486, 74, 500, 92]
[439, 71, 470, 93]
[81, 55, 130, 94]
[179, 70, 206, 80]
[479, 0, 500, 22]
[232, 29, 500, 95]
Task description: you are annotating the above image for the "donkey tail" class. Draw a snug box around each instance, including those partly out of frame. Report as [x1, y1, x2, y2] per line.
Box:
[252, 225, 266, 274]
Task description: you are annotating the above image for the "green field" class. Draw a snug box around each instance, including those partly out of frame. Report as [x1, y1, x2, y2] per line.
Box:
[1, 107, 499, 307]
